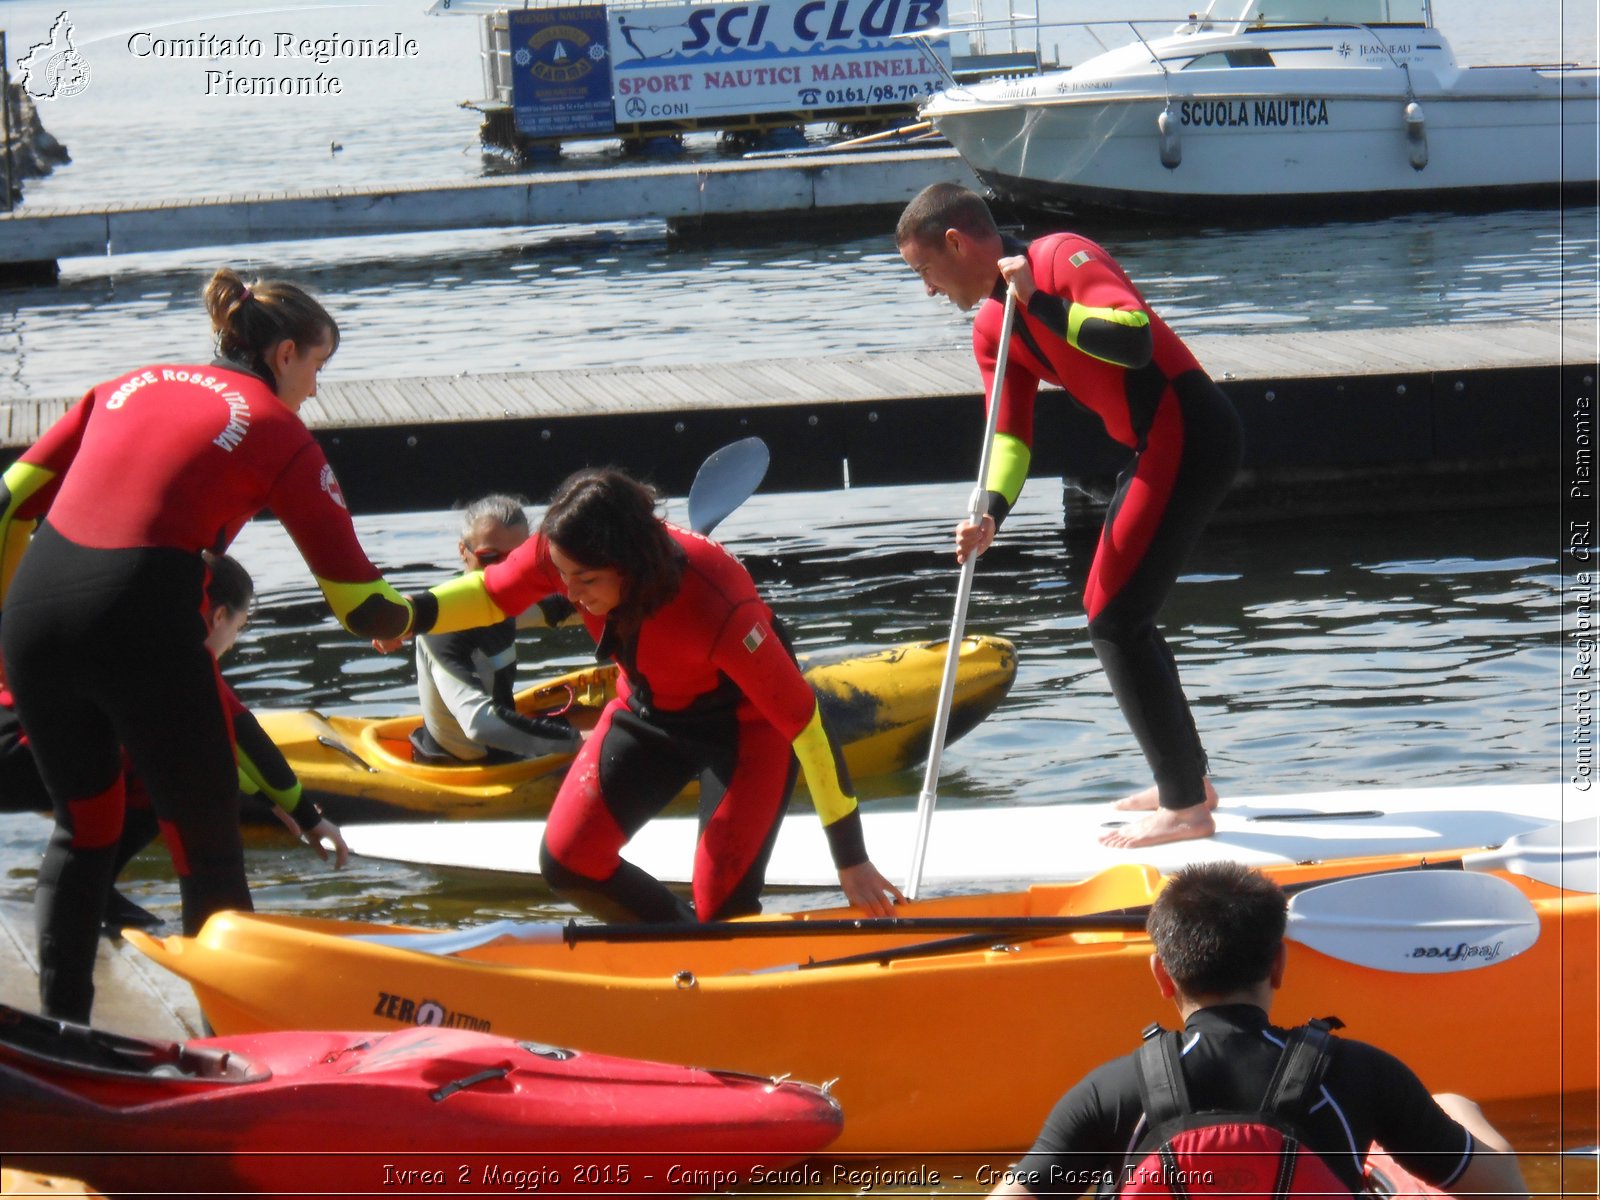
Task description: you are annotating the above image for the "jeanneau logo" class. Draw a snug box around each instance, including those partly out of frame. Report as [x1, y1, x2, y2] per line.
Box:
[17, 11, 92, 101]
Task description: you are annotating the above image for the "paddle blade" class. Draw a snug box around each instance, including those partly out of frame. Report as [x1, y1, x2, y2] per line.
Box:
[687, 437, 769, 536]
[1465, 816, 1598, 894]
[1286, 871, 1539, 974]
[353, 919, 562, 956]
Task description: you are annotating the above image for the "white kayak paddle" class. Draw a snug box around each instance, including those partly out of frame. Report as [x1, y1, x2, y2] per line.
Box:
[1282, 869, 1540, 974]
[1456, 815, 1596, 894]
[906, 286, 1019, 900]
[685, 436, 769, 537]
[355, 866, 1541, 975]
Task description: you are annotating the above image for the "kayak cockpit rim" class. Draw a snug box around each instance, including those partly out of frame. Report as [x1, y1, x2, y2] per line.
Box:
[0, 1004, 267, 1084]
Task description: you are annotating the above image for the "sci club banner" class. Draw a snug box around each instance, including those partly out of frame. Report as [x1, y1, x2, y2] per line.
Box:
[608, 0, 950, 124]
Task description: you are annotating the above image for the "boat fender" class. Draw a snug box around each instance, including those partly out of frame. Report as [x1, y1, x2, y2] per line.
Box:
[1157, 104, 1182, 169]
[1404, 101, 1428, 170]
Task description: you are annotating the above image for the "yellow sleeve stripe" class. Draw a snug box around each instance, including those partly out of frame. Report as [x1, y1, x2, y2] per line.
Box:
[1067, 302, 1148, 344]
[427, 572, 509, 635]
[984, 432, 1032, 507]
[236, 752, 303, 812]
[1, 461, 54, 518]
[1062, 300, 1152, 366]
[792, 702, 858, 827]
[0, 462, 52, 608]
[316, 577, 413, 638]
[0, 517, 36, 606]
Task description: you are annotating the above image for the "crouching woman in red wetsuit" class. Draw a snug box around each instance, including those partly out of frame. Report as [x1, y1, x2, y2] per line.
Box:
[0, 268, 415, 1023]
[389, 467, 903, 922]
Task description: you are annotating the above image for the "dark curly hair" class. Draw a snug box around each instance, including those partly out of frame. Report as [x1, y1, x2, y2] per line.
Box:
[539, 468, 682, 635]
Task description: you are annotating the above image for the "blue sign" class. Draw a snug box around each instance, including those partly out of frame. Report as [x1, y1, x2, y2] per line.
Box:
[510, 6, 615, 139]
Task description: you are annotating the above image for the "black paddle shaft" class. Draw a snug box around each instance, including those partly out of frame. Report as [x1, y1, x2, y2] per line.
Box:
[557, 861, 1466, 950]
[560, 911, 1150, 947]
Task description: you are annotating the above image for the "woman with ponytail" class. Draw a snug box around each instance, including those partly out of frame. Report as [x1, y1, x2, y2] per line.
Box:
[0, 268, 411, 1023]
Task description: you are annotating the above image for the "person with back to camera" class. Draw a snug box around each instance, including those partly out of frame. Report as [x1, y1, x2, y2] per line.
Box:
[380, 466, 904, 922]
[0, 551, 349, 937]
[0, 267, 415, 1023]
[896, 182, 1244, 850]
[988, 861, 1526, 1199]
[411, 494, 582, 766]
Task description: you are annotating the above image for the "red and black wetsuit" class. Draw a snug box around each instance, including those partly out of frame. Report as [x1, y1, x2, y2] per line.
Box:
[1, 680, 323, 909]
[0, 686, 50, 813]
[976, 234, 1243, 812]
[410, 524, 865, 923]
[0, 359, 410, 1022]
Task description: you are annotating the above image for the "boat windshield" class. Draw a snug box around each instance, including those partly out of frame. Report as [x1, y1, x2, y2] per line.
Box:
[1197, 0, 1430, 26]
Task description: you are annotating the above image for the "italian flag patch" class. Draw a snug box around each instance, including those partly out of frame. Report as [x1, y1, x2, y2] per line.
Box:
[1069, 250, 1093, 268]
[742, 624, 767, 653]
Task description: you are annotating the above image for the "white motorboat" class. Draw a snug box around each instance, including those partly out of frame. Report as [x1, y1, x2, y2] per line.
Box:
[920, 0, 1598, 216]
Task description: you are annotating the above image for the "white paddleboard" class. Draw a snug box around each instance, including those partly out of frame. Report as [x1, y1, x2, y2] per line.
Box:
[345, 783, 1586, 890]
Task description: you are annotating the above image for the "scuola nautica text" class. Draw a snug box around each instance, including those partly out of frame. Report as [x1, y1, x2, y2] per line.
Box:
[1180, 98, 1331, 127]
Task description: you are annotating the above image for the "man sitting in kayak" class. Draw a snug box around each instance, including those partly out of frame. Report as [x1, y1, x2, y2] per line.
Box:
[988, 861, 1525, 1199]
[381, 466, 903, 922]
[411, 494, 581, 766]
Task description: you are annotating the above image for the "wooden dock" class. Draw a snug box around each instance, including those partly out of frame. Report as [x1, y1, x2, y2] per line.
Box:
[0, 148, 977, 270]
[0, 898, 203, 1042]
[4, 317, 1586, 516]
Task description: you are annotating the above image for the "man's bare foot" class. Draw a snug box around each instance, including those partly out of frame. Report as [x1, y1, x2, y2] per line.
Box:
[1098, 804, 1216, 849]
[1112, 777, 1221, 813]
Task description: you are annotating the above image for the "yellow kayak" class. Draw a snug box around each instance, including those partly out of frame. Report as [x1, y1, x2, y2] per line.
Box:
[255, 635, 1016, 822]
[127, 856, 1596, 1154]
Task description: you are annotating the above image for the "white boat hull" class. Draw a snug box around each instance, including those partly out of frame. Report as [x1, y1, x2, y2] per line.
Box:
[922, 12, 1600, 215]
[346, 782, 1590, 891]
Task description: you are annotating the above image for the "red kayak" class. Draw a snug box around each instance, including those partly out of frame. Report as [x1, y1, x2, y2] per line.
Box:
[0, 1004, 842, 1196]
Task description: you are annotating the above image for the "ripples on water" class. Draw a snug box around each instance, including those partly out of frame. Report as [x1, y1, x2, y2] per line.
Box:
[0, 486, 1559, 911]
[12, 484, 1548, 909]
[2, 203, 1595, 402]
[1, 2, 1597, 399]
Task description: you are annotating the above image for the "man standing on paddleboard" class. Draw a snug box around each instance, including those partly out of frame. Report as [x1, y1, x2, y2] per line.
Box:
[897, 183, 1242, 849]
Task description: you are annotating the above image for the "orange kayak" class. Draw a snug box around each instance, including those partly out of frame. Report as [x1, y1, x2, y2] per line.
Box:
[128, 855, 1598, 1154]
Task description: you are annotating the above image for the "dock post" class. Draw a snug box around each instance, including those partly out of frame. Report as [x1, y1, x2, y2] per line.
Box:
[2, 31, 13, 214]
